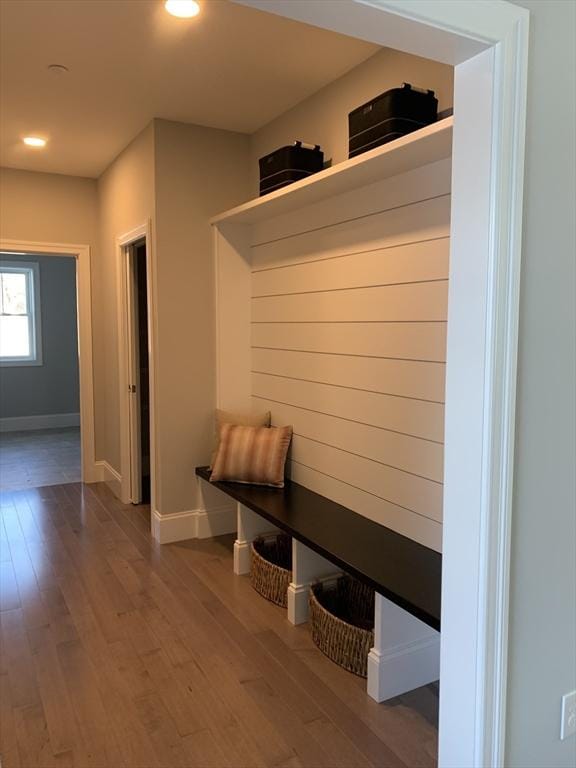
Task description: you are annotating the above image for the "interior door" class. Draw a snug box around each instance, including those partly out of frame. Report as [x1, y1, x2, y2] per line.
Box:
[135, 242, 151, 503]
[126, 244, 142, 504]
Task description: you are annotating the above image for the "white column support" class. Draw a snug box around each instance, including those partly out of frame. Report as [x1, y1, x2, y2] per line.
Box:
[367, 593, 440, 702]
[234, 503, 279, 575]
[287, 540, 340, 625]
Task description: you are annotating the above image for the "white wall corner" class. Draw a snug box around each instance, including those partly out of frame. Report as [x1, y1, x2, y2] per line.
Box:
[93, 460, 122, 500]
[84, 461, 103, 484]
[195, 473, 238, 540]
[151, 503, 237, 544]
[195, 504, 237, 539]
[151, 508, 198, 544]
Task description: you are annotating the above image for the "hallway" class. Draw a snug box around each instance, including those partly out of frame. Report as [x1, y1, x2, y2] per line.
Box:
[0, 481, 438, 768]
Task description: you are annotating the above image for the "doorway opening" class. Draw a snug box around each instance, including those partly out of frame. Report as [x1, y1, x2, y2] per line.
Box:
[117, 222, 155, 509]
[0, 241, 96, 489]
[126, 239, 151, 504]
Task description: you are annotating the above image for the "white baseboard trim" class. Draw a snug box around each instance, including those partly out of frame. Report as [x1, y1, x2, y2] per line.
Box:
[151, 508, 196, 544]
[366, 634, 440, 702]
[287, 583, 310, 626]
[234, 540, 252, 575]
[93, 460, 122, 499]
[196, 504, 237, 539]
[151, 504, 236, 545]
[0, 412, 80, 432]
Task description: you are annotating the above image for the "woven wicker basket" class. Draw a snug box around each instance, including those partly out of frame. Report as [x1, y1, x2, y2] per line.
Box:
[309, 576, 375, 677]
[250, 533, 292, 607]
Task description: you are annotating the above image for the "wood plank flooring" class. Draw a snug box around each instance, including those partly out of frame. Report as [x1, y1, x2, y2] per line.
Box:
[0, 429, 81, 492]
[0, 482, 438, 767]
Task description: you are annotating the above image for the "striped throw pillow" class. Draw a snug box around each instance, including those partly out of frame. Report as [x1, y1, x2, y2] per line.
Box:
[210, 408, 271, 467]
[210, 423, 292, 488]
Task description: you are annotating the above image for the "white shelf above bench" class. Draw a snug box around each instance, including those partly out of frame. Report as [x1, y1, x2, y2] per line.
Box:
[211, 117, 453, 227]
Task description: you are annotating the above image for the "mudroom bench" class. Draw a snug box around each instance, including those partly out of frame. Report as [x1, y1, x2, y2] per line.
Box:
[196, 466, 441, 702]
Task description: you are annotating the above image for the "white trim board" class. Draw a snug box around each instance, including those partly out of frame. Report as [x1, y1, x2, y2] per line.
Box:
[115, 221, 158, 510]
[230, 3, 530, 767]
[93, 460, 122, 499]
[0, 239, 98, 484]
[0, 412, 80, 432]
[151, 505, 236, 545]
[367, 593, 440, 702]
[211, 118, 452, 225]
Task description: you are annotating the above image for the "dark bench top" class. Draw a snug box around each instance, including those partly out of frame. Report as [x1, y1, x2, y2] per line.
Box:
[196, 466, 441, 630]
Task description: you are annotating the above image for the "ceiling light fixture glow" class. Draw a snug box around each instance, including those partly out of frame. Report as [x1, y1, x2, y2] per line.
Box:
[23, 136, 47, 148]
[48, 64, 69, 75]
[164, 0, 200, 18]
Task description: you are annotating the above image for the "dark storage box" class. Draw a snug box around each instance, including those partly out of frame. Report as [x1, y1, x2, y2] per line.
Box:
[259, 141, 324, 196]
[349, 83, 438, 158]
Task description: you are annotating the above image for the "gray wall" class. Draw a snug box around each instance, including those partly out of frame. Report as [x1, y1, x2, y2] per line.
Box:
[506, 2, 576, 767]
[0, 254, 79, 418]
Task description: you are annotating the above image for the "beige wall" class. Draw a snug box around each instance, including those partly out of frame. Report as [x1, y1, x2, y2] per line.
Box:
[0, 121, 249, 512]
[249, 47, 453, 195]
[153, 119, 250, 515]
[505, 1, 576, 766]
[0, 166, 99, 434]
[0, 168, 98, 246]
[97, 122, 156, 471]
[0, 132, 155, 471]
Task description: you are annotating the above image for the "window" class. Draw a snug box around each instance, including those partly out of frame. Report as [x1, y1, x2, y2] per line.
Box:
[0, 261, 42, 365]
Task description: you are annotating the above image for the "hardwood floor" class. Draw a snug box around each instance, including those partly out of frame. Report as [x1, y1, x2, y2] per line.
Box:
[0, 482, 438, 767]
[0, 429, 81, 492]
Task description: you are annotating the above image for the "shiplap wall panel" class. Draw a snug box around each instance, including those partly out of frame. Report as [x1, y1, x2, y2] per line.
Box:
[252, 282, 448, 323]
[291, 462, 443, 552]
[252, 159, 452, 246]
[252, 237, 449, 297]
[252, 322, 447, 362]
[249, 161, 450, 551]
[252, 195, 450, 271]
[291, 436, 443, 521]
[253, 397, 443, 481]
[252, 349, 446, 402]
[252, 374, 444, 443]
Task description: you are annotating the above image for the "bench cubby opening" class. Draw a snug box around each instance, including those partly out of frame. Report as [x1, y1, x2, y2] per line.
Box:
[197, 467, 440, 702]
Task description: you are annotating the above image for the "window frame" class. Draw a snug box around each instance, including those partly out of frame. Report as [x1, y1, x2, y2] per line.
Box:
[0, 260, 43, 367]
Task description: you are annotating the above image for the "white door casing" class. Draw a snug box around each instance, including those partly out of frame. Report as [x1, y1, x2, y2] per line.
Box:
[116, 222, 157, 510]
[125, 244, 143, 504]
[0, 238, 97, 484]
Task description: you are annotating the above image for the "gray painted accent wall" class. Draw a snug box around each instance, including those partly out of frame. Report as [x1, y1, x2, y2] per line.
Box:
[505, 2, 576, 766]
[0, 254, 79, 417]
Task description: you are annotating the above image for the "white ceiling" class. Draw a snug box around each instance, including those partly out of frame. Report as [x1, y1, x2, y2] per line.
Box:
[0, 0, 378, 178]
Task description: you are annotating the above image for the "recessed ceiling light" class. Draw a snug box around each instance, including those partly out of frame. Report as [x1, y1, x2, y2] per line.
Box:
[23, 136, 47, 148]
[48, 64, 69, 75]
[164, 0, 200, 18]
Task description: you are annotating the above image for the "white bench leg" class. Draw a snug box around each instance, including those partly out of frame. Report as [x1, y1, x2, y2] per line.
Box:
[234, 503, 279, 575]
[287, 540, 340, 625]
[367, 593, 440, 702]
